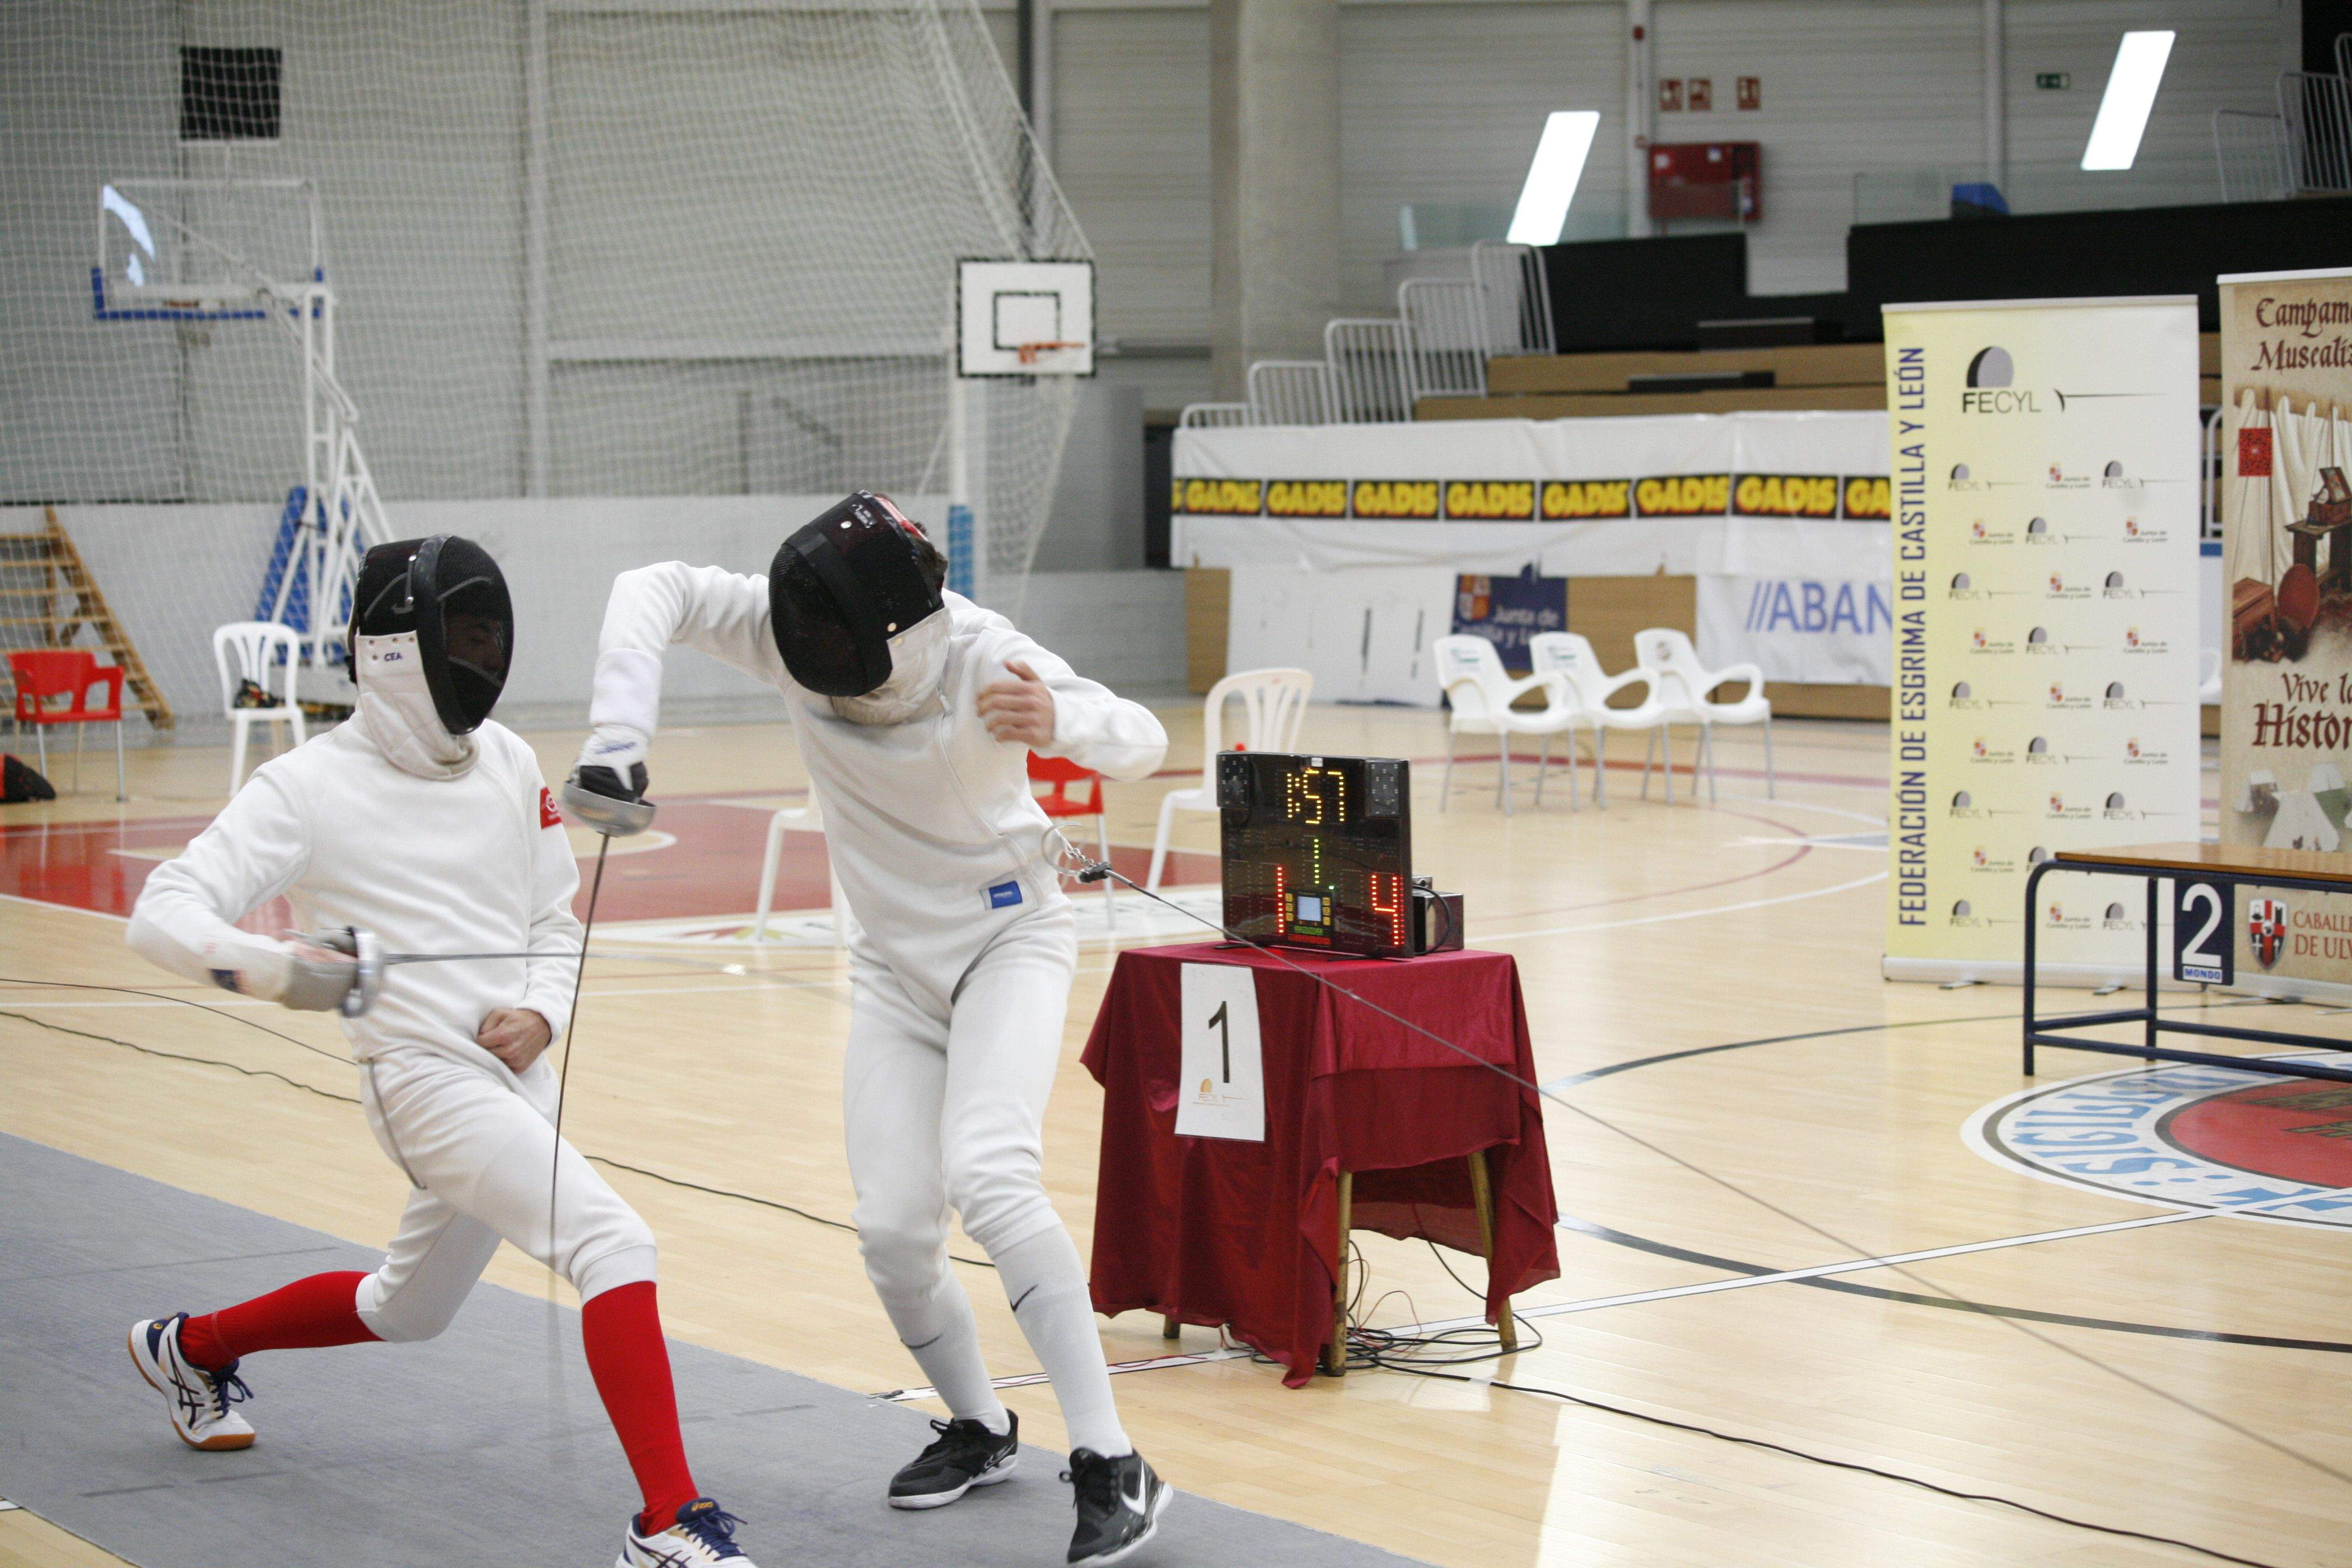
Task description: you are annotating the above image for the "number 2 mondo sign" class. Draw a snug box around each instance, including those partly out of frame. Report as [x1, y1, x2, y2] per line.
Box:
[1178, 963, 1265, 1142]
[2173, 878, 2234, 987]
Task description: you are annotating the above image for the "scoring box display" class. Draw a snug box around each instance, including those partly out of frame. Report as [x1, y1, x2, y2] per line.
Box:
[1219, 752, 1413, 957]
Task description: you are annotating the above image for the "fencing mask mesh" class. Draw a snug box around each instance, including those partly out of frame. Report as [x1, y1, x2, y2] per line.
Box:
[350, 535, 513, 735]
[768, 492, 946, 698]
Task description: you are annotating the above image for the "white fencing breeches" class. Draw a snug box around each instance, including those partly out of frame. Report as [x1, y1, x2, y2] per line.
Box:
[842, 903, 1132, 1455]
[353, 1047, 657, 1342]
[843, 905, 1077, 1280]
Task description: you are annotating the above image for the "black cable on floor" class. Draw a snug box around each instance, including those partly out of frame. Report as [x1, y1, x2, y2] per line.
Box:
[584, 1154, 993, 1270]
[0, 998, 989, 1266]
[0, 1008, 362, 1106]
[1394, 1362, 2288, 1568]
[0, 975, 353, 1066]
[1336, 1241, 2284, 1568]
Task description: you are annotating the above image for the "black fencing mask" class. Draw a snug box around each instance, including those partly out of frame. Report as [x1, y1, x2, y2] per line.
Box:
[768, 492, 946, 698]
[350, 535, 513, 734]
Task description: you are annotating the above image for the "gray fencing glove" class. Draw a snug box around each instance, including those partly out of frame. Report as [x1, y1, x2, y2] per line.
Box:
[566, 724, 656, 836]
[274, 936, 360, 1013]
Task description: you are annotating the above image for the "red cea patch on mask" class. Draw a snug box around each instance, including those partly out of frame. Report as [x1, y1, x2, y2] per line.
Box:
[540, 787, 563, 829]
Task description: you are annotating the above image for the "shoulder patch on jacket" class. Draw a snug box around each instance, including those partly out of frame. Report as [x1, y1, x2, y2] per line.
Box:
[540, 786, 563, 829]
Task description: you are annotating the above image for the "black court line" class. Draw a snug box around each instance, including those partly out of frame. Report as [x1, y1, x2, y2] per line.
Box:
[1559, 1000, 2352, 1353]
[1557, 1215, 2352, 1354]
[1546, 1011, 2020, 1088]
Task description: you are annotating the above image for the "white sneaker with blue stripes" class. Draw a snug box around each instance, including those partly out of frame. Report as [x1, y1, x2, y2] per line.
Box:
[619, 1498, 755, 1567]
[127, 1313, 255, 1452]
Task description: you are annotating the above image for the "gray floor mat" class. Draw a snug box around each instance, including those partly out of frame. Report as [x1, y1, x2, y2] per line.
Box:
[0, 1133, 1428, 1568]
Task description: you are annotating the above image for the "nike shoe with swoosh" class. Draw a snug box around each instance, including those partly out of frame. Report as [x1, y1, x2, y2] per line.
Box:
[1062, 1448, 1170, 1565]
[889, 1411, 1020, 1508]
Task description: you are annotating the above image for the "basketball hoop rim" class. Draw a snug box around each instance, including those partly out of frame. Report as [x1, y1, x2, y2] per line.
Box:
[1013, 340, 1085, 366]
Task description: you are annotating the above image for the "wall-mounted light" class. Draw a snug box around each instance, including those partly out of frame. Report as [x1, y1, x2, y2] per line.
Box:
[1508, 111, 1601, 246]
[2081, 30, 2173, 171]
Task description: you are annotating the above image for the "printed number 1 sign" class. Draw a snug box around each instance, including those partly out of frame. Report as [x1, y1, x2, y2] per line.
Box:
[1177, 964, 1265, 1142]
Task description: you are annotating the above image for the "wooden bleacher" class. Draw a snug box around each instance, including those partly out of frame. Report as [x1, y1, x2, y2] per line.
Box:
[1418, 342, 1887, 422]
[1421, 334, 2223, 422]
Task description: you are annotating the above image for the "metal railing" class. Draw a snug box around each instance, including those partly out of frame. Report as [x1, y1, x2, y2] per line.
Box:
[1183, 240, 1558, 431]
[1322, 318, 1413, 424]
[1470, 239, 1554, 356]
[2279, 69, 2352, 193]
[2213, 109, 2294, 203]
[1176, 402, 1256, 429]
[1246, 360, 1335, 425]
[1397, 278, 1488, 405]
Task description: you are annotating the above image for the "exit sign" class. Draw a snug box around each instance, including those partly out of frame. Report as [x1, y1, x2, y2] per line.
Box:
[2035, 71, 2070, 89]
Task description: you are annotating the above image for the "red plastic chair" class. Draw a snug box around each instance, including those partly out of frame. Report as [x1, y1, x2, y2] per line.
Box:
[1029, 752, 1116, 931]
[8, 648, 125, 801]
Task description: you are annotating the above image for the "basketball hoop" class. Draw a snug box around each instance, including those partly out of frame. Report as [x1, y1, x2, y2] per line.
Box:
[1014, 340, 1084, 367]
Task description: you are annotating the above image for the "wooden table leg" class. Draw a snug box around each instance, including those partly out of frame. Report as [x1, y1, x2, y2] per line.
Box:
[1323, 1168, 1353, 1376]
[1161, 1315, 1181, 1341]
[1466, 1148, 1517, 1353]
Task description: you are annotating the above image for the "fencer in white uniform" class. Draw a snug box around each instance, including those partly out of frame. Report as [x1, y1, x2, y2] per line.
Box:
[125, 535, 758, 1568]
[572, 492, 1173, 1565]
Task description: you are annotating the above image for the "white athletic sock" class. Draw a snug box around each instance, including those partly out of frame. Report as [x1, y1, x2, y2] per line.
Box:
[881, 1273, 1007, 1432]
[993, 1227, 1131, 1458]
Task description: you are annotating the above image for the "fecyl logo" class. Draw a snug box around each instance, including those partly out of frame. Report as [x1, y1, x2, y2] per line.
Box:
[1962, 346, 2039, 412]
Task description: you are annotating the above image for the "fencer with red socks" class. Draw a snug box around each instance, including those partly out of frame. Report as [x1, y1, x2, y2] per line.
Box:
[122, 536, 758, 1568]
[573, 493, 1173, 1566]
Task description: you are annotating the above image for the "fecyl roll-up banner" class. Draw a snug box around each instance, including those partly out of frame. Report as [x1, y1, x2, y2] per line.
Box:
[2218, 268, 2352, 999]
[1882, 297, 2202, 985]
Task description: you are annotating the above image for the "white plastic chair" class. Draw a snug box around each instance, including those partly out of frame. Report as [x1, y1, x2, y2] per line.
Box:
[1145, 668, 1313, 891]
[1433, 635, 1580, 815]
[1525, 632, 1664, 809]
[212, 622, 307, 795]
[1633, 628, 1773, 804]
[753, 794, 850, 947]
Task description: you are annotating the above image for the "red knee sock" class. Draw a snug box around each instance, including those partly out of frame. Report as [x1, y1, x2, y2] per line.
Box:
[178, 1271, 378, 1369]
[580, 1281, 701, 1537]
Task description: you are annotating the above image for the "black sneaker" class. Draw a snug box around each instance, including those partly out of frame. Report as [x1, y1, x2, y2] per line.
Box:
[887, 1411, 1019, 1510]
[1062, 1448, 1170, 1565]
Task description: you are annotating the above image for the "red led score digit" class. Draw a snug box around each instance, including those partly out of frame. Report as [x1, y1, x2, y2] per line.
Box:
[1370, 872, 1404, 950]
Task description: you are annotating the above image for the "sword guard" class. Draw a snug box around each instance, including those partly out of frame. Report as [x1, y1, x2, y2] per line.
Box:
[562, 771, 657, 838]
[302, 925, 384, 1018]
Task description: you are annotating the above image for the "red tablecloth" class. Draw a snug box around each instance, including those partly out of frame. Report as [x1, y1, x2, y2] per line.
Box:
[1081, 943, 1559, 1386]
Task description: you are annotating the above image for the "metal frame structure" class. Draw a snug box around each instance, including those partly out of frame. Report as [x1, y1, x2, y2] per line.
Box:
[1322, 318, 1412, 424]
[2278, 69, 2352, 195]
[2022, 850, 2352, 1087]
[2212, 109, 2294, 204]
[1469, 239, 1553, 357]
[1176, 241, 1553, 430]
[1246, 360, 1335, 426]
[1396, 277, 1488, 405]
[94, 177, 390, 669]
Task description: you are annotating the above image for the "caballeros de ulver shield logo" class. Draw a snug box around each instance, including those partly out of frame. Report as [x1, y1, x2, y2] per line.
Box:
[2249, 898, 2287, 969]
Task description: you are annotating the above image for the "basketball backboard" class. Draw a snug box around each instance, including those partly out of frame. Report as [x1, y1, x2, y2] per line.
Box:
[957, 258, 1095, 377]
[95, 178, 320, 318]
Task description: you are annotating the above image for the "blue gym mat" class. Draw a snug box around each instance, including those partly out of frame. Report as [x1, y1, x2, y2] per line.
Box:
[0, 1132, 1427, 1568]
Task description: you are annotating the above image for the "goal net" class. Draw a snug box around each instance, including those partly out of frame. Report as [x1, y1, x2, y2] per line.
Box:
[1, 0, 1089, 741]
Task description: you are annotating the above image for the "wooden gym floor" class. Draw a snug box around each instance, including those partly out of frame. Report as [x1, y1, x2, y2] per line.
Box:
[3, 704, 2347, 1568]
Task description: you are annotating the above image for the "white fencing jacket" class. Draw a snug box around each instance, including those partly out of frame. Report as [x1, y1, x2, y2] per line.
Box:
[128, 718, 583, 1077]
[592, 566, 1167, 993]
